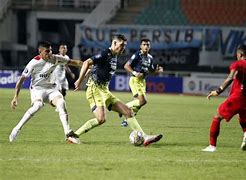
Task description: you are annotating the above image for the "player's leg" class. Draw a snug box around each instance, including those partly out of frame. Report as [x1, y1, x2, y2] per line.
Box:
[202, 114, 223, 152]
[112, 101, 163, 146]
[113, 101, 145, 133]
[75, 106, 106, 136]
[238, 111, 246, 150]
[122, 95, 146, 127]
[127, 77, 147, 114]
[74, 85, 106, 137]
[203, 97, 238, 152]
[121, 77, 147, 127]
[50, 91, 80, 144]
[9, 89, 45, 142]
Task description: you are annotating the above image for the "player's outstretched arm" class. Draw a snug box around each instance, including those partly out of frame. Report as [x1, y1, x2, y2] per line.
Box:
[74, 59, 93, 91]
[68, 59, 83, 68]
[65, 65, 75, 79]
[207, 90, 219, 100]
[207, 70, 236, 100]
[11, 75, 26, 110]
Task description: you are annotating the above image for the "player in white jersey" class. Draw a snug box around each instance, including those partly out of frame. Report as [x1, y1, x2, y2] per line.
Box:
[9, 41, 82, 144]
[52, 43, 75, 97]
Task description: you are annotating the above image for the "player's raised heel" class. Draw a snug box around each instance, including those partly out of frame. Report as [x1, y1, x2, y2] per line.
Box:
[66, 131, 81, 144]
[9, 128, 21, 142]
[202, 145, 216, 152]
[143, 134, 163, 146]
[241, 133, 246, 151]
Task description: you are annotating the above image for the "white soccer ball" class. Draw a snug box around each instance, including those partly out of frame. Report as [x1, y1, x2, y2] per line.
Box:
[129, 130, 144, 146]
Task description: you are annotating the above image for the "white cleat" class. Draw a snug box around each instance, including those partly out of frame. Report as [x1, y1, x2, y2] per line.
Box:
[66, 136, 81, 144]
[66, 131, 81, 144]
[9, 128, 21, 142]
[202, 145, 216, 152]
[241, 133, 246, 151]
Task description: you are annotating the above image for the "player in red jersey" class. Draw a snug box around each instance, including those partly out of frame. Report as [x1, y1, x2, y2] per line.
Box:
[202, 45, 246, 152]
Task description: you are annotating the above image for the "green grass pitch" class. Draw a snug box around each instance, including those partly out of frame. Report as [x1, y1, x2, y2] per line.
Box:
[0, 88, 246, 179]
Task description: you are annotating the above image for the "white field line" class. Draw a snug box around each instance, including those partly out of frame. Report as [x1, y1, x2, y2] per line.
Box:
[0, 157, 244, 163]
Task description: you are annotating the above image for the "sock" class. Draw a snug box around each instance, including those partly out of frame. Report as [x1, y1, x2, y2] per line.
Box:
[126, 116, 146, 136]
[209, 117, 221, 146]
[239, 118, 246, 133]
[56, 98, 71, 135]
[75, 118, 99, 136]
[15, 101, 43, 130]
[126, 99, 141, 114]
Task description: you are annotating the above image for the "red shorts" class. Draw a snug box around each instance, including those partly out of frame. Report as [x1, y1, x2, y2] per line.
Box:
[218, 95, 246, 122]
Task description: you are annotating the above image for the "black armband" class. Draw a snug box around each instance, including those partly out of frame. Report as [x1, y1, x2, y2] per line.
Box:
[216, 87, 223, 95]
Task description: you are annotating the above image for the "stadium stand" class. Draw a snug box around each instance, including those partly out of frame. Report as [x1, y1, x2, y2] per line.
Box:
[110, 0, 246, 26]
[181, 0, 246, 26]
[133, 0, 188, 25]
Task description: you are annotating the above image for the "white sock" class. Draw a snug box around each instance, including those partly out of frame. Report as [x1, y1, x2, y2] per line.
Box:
[56, 98, 71, 135]
[15, 101, 43, 130]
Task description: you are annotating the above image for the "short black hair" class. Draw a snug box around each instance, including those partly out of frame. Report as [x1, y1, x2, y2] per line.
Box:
[140, 38, 150, 44]
[38, 41, 51, 49]
[111, 34, 127, 42]
[237, 45, 246, 55]
[59, 42, 67, 46]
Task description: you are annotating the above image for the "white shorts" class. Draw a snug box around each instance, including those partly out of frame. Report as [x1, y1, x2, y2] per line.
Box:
[30, 87, 63, 105]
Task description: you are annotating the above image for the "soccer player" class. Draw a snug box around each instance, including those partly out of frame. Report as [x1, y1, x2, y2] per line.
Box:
[121, 38, 163, 127]
[73, 34, 163, 146]
[51, 43, 75, 97]
[9, 41, 82, 144]
[202, 45, 246, 152]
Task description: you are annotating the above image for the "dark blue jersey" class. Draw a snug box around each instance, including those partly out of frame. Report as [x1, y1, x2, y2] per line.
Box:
[128, 50, 155, 77]
[90, 48, 117, 85]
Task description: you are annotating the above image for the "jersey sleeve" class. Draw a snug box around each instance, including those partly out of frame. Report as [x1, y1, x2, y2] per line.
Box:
[128, 53, 138, 67]
[230, 61, 238, 71]
[22, 60, 35, 78]
[91, 50, 107, 64]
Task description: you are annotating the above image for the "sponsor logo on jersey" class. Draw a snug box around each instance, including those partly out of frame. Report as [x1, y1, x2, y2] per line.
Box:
[39, 73, 49, 78]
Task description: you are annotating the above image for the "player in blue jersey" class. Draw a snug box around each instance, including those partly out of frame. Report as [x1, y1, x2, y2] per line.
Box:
[121, 38, 163, 127]
[72, 34, 163, 146]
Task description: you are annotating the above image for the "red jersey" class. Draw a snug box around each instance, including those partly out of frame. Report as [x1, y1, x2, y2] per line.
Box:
[229, 59, 246, 96]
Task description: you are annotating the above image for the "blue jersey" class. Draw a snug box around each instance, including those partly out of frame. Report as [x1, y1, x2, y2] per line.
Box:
[128, 50, 155, 77]
[90, 48, 117, 85]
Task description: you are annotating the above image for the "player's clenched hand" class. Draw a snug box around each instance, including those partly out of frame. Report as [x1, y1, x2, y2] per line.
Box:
[74, 79, 82, 91]
[207, 90, 219, 100]
[156, 65, 164, 73]
[11, 97, 18, 110]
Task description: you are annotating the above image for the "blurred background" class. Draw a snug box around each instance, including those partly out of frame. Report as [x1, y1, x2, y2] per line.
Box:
[1, 0, 246, 95]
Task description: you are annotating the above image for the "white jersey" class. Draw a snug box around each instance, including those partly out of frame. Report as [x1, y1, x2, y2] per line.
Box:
[51, 54, 70, 90]
[22, 54, 70, 89]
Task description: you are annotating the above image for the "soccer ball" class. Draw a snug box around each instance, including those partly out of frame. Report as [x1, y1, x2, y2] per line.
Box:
[129, 130, 144, 146]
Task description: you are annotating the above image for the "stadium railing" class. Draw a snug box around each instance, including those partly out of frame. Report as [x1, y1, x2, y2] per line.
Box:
[11, 0, 101, 11]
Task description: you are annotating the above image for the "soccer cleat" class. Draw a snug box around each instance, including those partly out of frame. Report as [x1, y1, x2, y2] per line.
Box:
[9, 128, 21, 142]
[121, 120, 128, 127]
[66, 131, 81, 144]
[202, 145, 216, 152]
[143, 134, 163, 146]
[241, 133, 246, 151]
